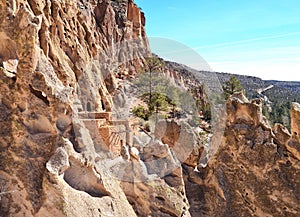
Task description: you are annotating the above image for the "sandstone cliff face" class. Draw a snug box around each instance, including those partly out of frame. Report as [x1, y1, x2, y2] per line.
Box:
[0, 0, 149, 216]
[183, 95, 300, 217]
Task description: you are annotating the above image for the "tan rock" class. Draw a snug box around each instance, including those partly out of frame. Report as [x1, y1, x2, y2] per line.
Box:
[286, 102, 300, 161]
[121, 178, 190, 217]
[273, 123, 290, 146]
[291, 102, 300, 141]
[184, 94, 300, 217]
[3, 59, 18, 73]
[0, 0, 150, 216]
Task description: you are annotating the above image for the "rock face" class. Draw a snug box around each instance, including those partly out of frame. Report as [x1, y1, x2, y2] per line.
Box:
[183, 94, 300, 217]
[291, 102, 300, 141]
[0, 0, 149, 216]
[287, 102, 300, 161]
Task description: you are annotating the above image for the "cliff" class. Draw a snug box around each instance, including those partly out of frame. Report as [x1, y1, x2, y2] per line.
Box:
[0, 1, 300, 217]
[0, 0, 150, 216]
[184, 95, 300, 217]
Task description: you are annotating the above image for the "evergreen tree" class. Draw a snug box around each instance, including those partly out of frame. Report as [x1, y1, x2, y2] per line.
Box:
[223, 76, 244, 99]
[132, 92, 170, 121]
[145, 57, 162, 104]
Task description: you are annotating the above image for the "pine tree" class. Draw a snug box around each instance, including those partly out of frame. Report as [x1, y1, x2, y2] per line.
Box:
[222, 76, 244, 99]
[145, 57, 162, 105]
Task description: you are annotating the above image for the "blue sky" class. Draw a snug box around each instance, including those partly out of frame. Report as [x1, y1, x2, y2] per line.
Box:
[135, 0, 300, 81]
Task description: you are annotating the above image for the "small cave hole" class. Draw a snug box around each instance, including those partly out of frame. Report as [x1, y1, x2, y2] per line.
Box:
[155, 196, 165, 202]
[101, 100, 105, 111]
[29, 84, 49, 106]
[86, 102, 92, 112]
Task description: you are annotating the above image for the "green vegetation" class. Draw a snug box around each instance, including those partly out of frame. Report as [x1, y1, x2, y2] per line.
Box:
[132, 81, 194, 121]
[132, 56, 200, 122]
[201, 103, 212, 121]
[132, 56, 220, 124]
[262, 86, 300, 129]
[222, 76, 244, 99]
[218, 73, 300, 129]
[132, 105, 150, 121]
[115, 0, 123, 4]
[263, 101, 291, 129]
[145, 57, 163, 105]
[132, 92, 170, 121]
[132, 57, 172, 121]
[222, 75, 292, 129]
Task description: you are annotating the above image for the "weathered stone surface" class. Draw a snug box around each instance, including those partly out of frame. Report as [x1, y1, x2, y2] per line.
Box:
[0, 0, 149, 216]
[291, 102, 300, 141]
[286, 102, 300, 161]
[121, 178, 190, 217]
[273, 123, 291, 146]
[155, 120, 197, 163]
[184, 94, 300, 217]
[46, 147, 69, 175]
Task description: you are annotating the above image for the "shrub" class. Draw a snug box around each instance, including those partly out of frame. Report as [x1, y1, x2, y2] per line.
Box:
[132, 105, 150, 121]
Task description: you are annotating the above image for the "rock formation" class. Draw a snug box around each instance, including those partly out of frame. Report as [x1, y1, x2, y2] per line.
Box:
[0, 0, 299, 217]
[0, 0, 150, 216]
[183, 95, 300, 217]
[287, 102, 300, 161]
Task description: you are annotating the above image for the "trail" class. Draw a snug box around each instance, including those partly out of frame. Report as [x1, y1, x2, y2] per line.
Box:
[257, 85, 274, 94]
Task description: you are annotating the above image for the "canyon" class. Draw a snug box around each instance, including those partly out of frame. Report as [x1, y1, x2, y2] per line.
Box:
[0, 0, 299, 217]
